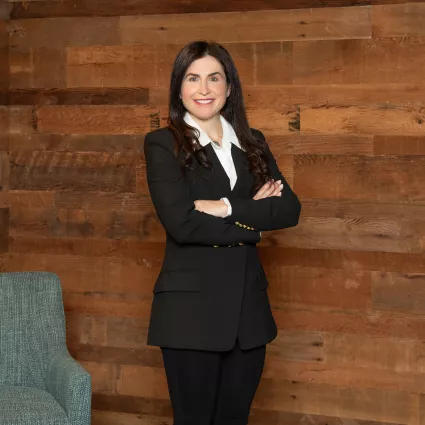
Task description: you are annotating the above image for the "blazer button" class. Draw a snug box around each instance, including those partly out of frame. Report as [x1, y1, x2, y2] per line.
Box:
[239, 242, 244, 246]
[213, 245, 219, 248]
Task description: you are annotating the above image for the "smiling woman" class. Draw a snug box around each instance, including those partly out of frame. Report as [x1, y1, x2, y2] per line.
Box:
[180, 57, 230, 125]
[144, 40, 301, 425]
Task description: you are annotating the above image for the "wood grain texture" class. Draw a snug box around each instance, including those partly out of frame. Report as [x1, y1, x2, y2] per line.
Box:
[1, 19, 9, 261]
[8, 0, 425, 19]
[4, 2, 425, 424]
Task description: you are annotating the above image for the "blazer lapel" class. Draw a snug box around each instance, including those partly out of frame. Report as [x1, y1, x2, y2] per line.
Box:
[230, 144, 253, 196]
[205, 144, 233, 199]
[183, 143, 254, 199]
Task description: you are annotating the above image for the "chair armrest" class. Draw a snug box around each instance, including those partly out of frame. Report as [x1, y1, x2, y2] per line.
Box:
[45, 350, 92, 425]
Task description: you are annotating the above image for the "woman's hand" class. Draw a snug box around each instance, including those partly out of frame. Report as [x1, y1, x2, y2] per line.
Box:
[253, 179, 283, 200]
[194, 200, 228, 217]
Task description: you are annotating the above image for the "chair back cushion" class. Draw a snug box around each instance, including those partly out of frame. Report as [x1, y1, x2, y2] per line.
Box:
[0, 272, 66, 389]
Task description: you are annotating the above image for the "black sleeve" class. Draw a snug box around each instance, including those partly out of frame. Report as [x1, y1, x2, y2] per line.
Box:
[144, 131, 261, 246]
[224, 129, 301, 232]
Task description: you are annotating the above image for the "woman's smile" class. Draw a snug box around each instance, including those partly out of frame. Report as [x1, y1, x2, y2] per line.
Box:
[194, 99, 214, 105]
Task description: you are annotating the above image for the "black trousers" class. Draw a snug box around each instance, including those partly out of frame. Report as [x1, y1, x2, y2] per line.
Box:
[161, 338, 266, 425]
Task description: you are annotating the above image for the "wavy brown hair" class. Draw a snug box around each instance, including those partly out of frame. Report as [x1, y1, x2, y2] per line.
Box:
[167, 40, 272, 193]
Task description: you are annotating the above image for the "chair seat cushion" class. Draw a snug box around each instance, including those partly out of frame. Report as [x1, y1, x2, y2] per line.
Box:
[0, 386, 70, 425]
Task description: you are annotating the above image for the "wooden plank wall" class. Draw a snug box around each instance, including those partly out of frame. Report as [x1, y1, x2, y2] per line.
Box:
[0, 3, 10, 269]
[2, 1, 425, 424]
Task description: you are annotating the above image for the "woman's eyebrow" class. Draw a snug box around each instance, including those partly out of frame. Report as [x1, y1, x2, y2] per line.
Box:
[185, 72, 223, 78]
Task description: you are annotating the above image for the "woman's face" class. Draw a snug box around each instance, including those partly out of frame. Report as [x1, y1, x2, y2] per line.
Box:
[180, 55, 230, 122]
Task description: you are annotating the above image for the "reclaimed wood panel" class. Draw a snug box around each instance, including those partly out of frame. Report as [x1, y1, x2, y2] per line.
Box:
[253, 378, 420, 424]
[9, 151, 137, 191]
[1, 19, 9, 261]
[372, 3, 425, 37]
[372, 271, 425, 315]
[263, 358, 425, 393]
[0, 208, 8, 254]
[294, 155, 425, 201]
[8, 0, 425, 19]
[325, 333, 425, 373]
[119, 7, 371, 45]
[269, 266, 372, 310]
[4, 2, 425, 424]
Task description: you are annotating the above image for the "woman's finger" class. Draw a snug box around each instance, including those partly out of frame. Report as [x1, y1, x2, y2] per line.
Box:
[270, 182, 284, 197]
[253, 180, 273, 200]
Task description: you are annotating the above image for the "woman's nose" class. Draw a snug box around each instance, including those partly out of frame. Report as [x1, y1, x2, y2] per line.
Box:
[198, 79, 210, 95]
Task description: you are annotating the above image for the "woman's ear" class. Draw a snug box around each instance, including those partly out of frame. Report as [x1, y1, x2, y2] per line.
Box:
[227, 84, 231, 97]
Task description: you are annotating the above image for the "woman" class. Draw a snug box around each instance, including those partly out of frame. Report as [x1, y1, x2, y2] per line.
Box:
[144, 41, 301, 425]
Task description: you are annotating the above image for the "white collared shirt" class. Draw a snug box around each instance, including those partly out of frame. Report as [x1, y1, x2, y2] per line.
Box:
[184, 112, 241, 217]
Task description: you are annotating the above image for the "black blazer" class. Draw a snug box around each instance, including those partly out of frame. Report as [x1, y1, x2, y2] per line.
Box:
[144, 127, 301, 351]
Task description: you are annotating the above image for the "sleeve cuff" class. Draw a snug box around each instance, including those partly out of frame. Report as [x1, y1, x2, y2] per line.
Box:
[220, 197, 232, 218]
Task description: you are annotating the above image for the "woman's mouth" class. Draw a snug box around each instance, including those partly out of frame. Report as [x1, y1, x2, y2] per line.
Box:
[194, 99, 214, 105]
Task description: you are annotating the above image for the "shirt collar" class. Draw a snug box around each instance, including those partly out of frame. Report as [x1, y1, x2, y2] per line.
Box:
[183, 112, 241, 150]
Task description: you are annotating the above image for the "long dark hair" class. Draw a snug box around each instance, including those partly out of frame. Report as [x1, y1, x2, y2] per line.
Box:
[168, 40, 272, 192]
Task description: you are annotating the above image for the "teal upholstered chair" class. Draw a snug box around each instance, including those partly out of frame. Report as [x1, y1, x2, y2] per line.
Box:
[0, 271, 91, 425]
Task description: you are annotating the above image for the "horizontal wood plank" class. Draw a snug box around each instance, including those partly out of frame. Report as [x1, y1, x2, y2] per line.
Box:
[372, 3, 425, 37]
[0, 208, 9, 254]
[269, 266, 371, 310]
[325, 333, 425, 373]
[372, 271, 425, 315]
[7, 134, 145, 152]
[294, 155, 425, 202]
[258, 246, 425, 274]
[9, 151, 137, 191]
[253, 377, 419, 423]
[6, 88, 149, 105]
[9, 0, 425, 19]
[120, 7, 370, 45]
[263, 357, 425, 393]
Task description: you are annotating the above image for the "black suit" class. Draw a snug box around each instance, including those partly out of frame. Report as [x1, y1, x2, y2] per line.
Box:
[144, 127, 301, 352]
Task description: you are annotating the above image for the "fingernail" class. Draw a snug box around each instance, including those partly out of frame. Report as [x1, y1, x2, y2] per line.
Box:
[277, 180, 281, 184]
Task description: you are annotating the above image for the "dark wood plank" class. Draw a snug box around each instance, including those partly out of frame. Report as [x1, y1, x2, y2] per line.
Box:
[9, 151, 137, 192]
[9, 237, 164, 262]
[92, 393, 172, 417]
[36, 105, 166, 134]
[258, 246, 425, 274]
[273, 306, 425, 340]
[7, 88, 149, 106]
[0, 208, 9, 254]
[69, 343, 163, 367]
[9, 205, 163, 240]
[0, 253, 8, 271]
[0, 150, 9, 190]
[0, 4, 12, 20]
[372, 271, 425, 315]
[9, 0, 425, 19]
[7, 134, 145, 152]
[0, 20, 9, 89]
